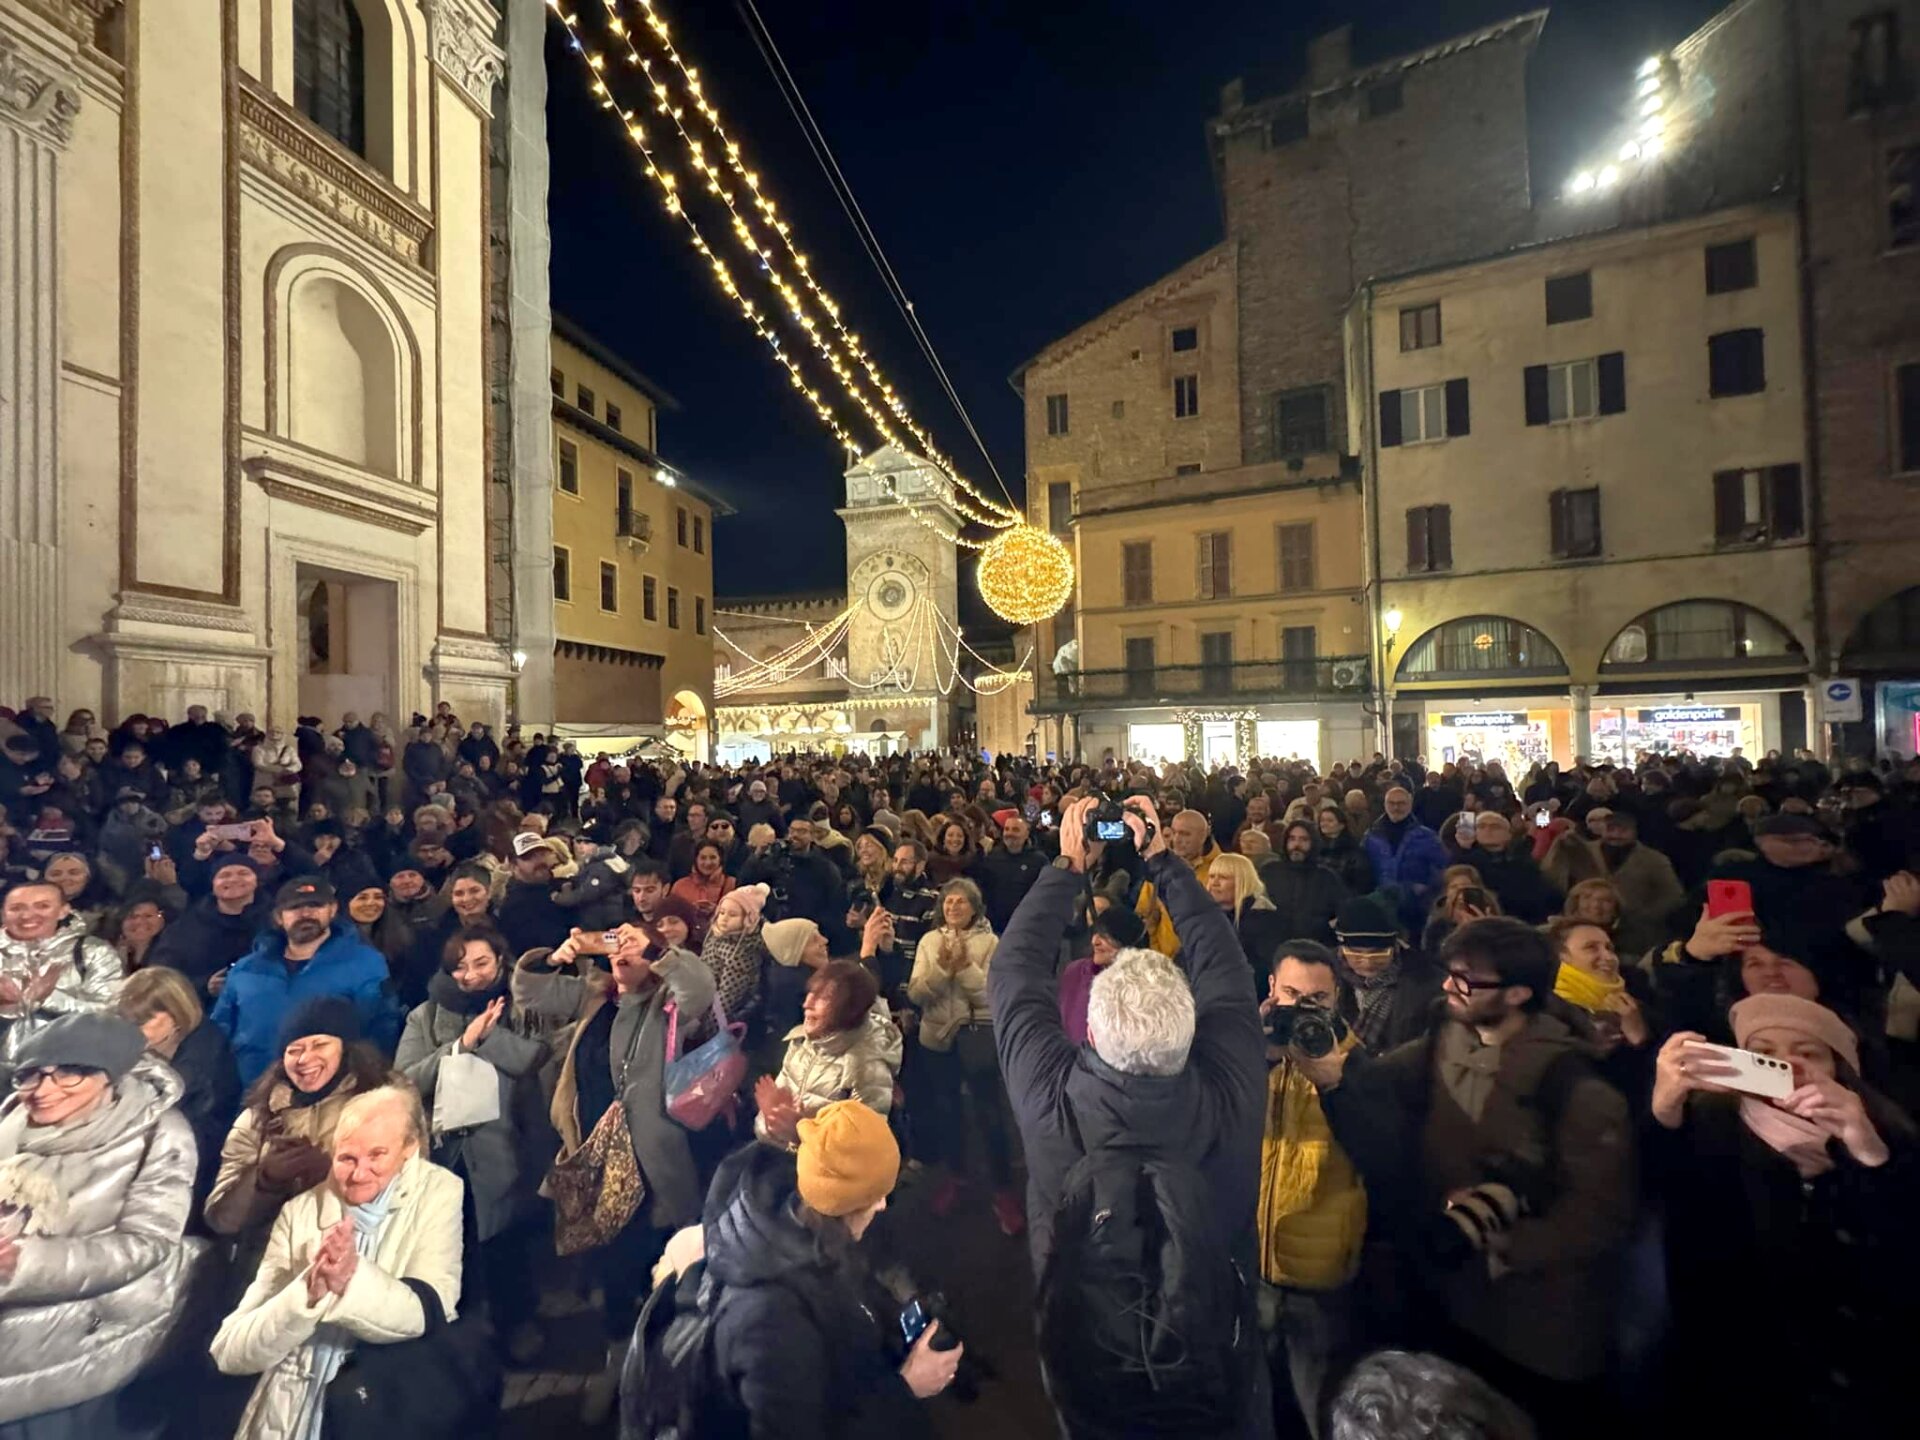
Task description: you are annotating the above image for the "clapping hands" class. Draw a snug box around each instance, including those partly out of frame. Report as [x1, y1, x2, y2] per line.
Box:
[305, 1218, 357, 1305]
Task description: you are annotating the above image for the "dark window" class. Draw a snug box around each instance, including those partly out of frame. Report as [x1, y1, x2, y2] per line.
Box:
[1125, 636, 1157, 699]
[1545, 271, 1593, 324]
[1399, 303, 1441, 351]
[1200, 631, 1234, 694]
[692, 516, 705, 554]
[1275, 387, 1330, 456]
[1705, 238, 1758, 294]
[1171, 326, 1199, 352]
[1111, 400, 1125, 419]
[643, 575, 658, 622]
[1849, 12, 1910, 113]
[1281, 625, 1317, 691]
[1047, 481, 1073, 535]
[599, 562, 619, 613]
[1549, 487, 1603, 558]
[550, 367, 563, 397]
[557, 440, 579, 494]
[1366, 79, 1404, 117]
[1714, 465, 1805, 543]
[1709, 329, 1767, 396]
[1122, 542, 1153, 606]
[552, 547, 571, 602]
[1269, 105, 1309, 147]
[1174, 374, 1200, 418]
[1175, 463, 1202, 475]
[1892, 147, 1920, 250]
[667, 587, 681, 630]
[1197, 531, 1231, 600]
[1899, 362, 1920, 471]
[695, 597, 707, 635]
[1045, 393, 1069, 436]
[1278, 522, 1315, 592]
[1406, 505, 1453, 573]
[576, 384, 595, 417]
[292, 0, 366, 157]
[605, 402, 623, 434]
[676, 507, 689, 546]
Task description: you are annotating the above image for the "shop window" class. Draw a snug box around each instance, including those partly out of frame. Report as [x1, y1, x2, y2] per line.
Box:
[1399, 303, 1441, 352]
[1601, 601, 1805, 670]
[1545, 271, 1593, 324]
[1123, 542, 1153, 605]
[293, 0, 366, 158]
[1399, 616, 1566, 680]
[1713, 465, 1804, 543]
[1125, 636, 1157, 698]
[1174, 374, 1200, 419]
[1196, 531, 1231, 600]
[1709, 329, 1766, 396]
[1045, 393, 1069, 436]
[1380, 380, 1469, 446]
[1550, 487, 1602, 558]
[1898, 361, 1920, 472]
[1705, 238, 1758, 294]
[1277, 522, 1316, 592]
[1405, 505, 1452, 573]
[1275, 387, 1330, 456]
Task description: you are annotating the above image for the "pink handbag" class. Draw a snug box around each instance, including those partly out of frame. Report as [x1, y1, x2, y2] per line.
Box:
[662, 996, 747, 1130]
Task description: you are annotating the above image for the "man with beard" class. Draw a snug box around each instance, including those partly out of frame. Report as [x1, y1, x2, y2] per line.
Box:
[971, 812, 1049, 934]
[1260, 819, 1347, 947]
[496, 831, 571, 956]
[854, 839, 941, 996]
[740, 816, 844, 929]
[147, 854, 269, 1002]
[1315, 919, 1635, 1438]
[665, 798, 711, 879]
[1587, 810, 1685, 956]
[1330, 896, 1442, 1055]
[209, 875, 400, 1084]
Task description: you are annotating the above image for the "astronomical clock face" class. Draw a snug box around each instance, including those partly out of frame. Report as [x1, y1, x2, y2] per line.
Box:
[852, 551, 927, 623]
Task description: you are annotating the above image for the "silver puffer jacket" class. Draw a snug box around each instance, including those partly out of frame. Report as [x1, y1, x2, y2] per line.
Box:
[0, 916, 125, 1073]
[0, 1055, 205, 1422]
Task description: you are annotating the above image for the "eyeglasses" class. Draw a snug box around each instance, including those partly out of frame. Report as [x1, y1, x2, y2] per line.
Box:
[10, 1065, 98, 1092]
[1444, 968, 1510, 993]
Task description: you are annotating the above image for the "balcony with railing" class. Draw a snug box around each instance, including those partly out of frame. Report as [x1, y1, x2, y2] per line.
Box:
[1030, 654, 1371, 714]
[616, 505, 652, 542]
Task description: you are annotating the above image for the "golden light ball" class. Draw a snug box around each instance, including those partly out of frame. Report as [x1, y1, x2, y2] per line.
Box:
[976, 524, 1074, 626]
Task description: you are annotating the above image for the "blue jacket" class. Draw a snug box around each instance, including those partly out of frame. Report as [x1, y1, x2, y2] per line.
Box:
[210, 919, 402, 1084]
[1362, 818, 1450, 932]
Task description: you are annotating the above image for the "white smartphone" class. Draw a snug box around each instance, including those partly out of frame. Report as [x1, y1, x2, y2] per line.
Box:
[1686, 1041, 1794, 1100]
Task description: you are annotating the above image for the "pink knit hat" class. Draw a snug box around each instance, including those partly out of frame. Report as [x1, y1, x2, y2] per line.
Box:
[717, 882, 769, 929]
[1730, 993, 1860, 1073]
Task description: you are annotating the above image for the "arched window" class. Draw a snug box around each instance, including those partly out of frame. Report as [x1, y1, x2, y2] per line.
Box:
[1842, 587, 1920, 665]
[1602, 601, 1805, 671]
[294, 0, 367, 157]
[1398, 616, 1567, 681]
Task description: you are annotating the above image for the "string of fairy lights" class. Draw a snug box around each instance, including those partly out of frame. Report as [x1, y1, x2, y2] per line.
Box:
[547, 0, 1078, 626]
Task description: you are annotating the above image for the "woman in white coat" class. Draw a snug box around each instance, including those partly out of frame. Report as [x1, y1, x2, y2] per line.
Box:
[0, 1013, 203, 1440]
[210, 1085, 466, 1440]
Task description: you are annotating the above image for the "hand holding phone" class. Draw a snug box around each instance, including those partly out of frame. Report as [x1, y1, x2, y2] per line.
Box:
[1706, 879, 1755, 919]
[1680, 1040, 1793, 1099]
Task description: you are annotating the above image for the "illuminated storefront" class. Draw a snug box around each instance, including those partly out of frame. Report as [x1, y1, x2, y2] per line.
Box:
[1588, 702, 1759, 761]
[1419, 693, 1779, 768]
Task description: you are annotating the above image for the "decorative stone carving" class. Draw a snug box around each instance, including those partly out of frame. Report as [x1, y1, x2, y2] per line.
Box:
[236, 81, 433, 269]
[13, 0, 118, 49]
[428, 0, 507, 116]
[0, 33, 81, 148]
[104, 593, 260, 637]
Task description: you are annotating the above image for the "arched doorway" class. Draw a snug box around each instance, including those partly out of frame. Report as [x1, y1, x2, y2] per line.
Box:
[666, 690, 709, 763]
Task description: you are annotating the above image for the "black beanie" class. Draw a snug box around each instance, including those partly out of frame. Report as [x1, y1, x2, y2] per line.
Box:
[275, 995, 362, 1052]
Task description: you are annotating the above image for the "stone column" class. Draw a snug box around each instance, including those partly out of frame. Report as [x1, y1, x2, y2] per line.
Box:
[1569, 683, 1593, 763]
[0, 13, 81, 701]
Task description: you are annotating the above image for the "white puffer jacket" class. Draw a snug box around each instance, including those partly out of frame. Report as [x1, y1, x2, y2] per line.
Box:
[757, 999, 903, 1139]
[211, 1153, 464, 1440]
[0, 916, 125, 1071]
[0, 1055, 204, 1423]
[907, 925, 998, 1052]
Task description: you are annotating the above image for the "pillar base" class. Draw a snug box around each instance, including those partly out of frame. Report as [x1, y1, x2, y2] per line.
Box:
[429, 634, 517, 731]
[88, 593, 271, 722]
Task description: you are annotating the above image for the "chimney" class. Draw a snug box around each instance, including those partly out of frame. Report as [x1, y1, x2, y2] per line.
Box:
[1306, 25, 1353, 90]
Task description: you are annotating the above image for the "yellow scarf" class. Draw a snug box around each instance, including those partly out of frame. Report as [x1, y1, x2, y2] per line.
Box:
[1554, 960, 1625, 1014]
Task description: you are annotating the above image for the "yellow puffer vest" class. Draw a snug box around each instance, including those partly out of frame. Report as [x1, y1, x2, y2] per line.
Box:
[1256, 1041, 1367, 1290]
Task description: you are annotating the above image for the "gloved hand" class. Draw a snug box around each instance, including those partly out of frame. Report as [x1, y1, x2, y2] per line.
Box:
[258, 1137, 334, 1195]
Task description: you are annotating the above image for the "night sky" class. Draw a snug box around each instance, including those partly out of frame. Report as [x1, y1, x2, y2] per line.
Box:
[545, 0, 1724, 615]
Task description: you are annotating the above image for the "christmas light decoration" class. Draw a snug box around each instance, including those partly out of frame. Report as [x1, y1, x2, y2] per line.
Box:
[976, 525, 1076, 627]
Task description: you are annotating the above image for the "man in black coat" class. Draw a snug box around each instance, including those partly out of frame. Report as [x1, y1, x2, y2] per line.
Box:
[1461, 811, 1562, 924]
[740, 817, 844, 929]
[970, 813, 1049, 935]
[989, 796, 1270, 1434]
[146, 854, 269, 1000]
[496, 832, 572, 956]
[1259, 819, 1347, 946]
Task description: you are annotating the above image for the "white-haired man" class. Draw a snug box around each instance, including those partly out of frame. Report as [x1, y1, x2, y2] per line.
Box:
[992, 794, 1270, 1438]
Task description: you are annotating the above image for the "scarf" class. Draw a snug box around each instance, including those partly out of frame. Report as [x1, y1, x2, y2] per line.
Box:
[295, 1176, 400, 1440]
[1374, 814, 1413, 850]
[1553, 962, 1625, 1014]
[1347, 958, 1403, 1052]
[1739, 1097, 1835, 1178]
[427, 967, 510, 1017]
[290, 1065, 349, 1109]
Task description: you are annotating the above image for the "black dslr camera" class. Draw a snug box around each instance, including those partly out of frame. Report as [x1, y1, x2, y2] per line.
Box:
[1084, 797, 1156, 849]
[1263, 1002, 1348, 1058]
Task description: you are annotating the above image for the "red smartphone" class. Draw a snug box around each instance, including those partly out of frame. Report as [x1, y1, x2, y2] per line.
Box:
[1706, 879, 1755, 919]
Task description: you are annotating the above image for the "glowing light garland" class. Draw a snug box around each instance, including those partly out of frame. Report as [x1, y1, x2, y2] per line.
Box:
[976, 525, 1076, 626]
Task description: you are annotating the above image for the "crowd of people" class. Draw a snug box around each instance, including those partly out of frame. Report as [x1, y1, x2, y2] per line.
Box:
[1, 691, 1917, 1439]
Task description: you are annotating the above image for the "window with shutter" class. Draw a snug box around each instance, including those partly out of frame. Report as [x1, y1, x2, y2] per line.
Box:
[1597, 352, 1627, 414]
[1399, 303, 1442, 351]
[1712, 466, 1803, 543]
[1524, 366, 1550, 426]
[1200, 632, 1234, 694]
[1709, 329, 1767, 396]
[1125, 637, 1157, 698]
[1281, 625, 1317, 690]
[1395, 384, 1451, 443]
[1770, 465, 1805, 539]
[1048, 481, 1073, 535]
[1196, 532, 1232, 599]
[1705, 238, 1758, 294]
[1444, 378, 1471, 437]
[1045, 394, 1070, 436]
[1122, 542, 1153, 606]
[1277, 523, 1316, 592]
[1406, 506, 1452, 573]
[1551, 488, 1601, 558]
[1379, 389, 1403, 447]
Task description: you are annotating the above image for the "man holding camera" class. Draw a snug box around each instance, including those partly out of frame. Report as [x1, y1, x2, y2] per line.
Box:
[1256, 939, 1367, 1438]
[1311, 917, 1635, 1437]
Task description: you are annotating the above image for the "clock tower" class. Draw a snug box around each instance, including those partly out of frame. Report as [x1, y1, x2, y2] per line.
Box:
[840, 445, 961, 750]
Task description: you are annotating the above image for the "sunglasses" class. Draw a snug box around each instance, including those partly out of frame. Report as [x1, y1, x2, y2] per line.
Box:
[10, 1065, 99, 1092]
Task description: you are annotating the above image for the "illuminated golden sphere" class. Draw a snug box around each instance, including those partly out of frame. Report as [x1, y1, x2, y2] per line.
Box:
[976, 523, 1074, 626]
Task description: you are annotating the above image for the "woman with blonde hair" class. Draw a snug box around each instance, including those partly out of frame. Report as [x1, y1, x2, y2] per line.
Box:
[1563, 877, 1625, 933]
[119, 965, 239, 1205]
[908, 877, 1020, 1233]
[1206, 852, 1284, 991]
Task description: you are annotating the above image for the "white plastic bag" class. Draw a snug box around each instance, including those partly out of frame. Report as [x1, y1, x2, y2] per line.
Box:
[433, 1049, 501, 1134]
